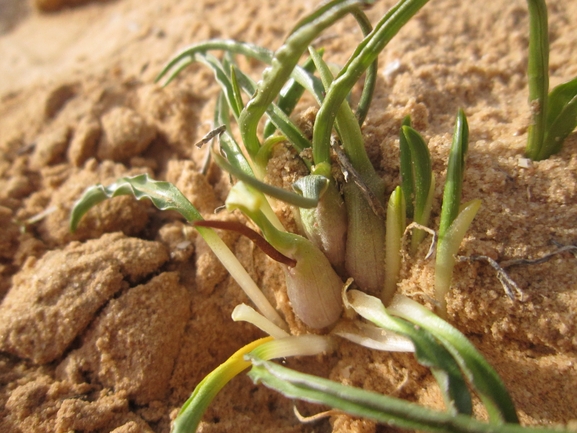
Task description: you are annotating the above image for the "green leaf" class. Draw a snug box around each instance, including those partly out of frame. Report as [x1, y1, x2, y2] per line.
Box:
[173, 337, 273, 433]
[232, 67, 313, 155]
[402, 126, 431, 219]
[313, 0, 430, 166]
[214, 92, 254, 177]
[389, 295, 519, 424]
[248, 357, 553, 433]
[156, 39, 274, 86]
[70, 174, 203, 232]
[157, 37, 326, 106]
[438, 109, 469, 240]
[239, 0, 370, 159]
[212, 151, 319, 208]
[350, 8, 377, 126]
[196, 52, 243, 119]
[346, 290, 472, 416]
[401, 125, 434, 253]
[70, 174, 287, 329]
[399, 115, 414, 217]
[263, 51, 321, 138]
[542, 76, 577, 157]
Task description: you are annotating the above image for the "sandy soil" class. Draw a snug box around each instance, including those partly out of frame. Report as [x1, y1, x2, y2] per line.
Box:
[0, 0, 576, 432]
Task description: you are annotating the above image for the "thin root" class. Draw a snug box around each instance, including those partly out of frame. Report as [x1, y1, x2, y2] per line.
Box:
[391, 367, 410, 396]
[293, 405, 339, 423]
[500, 243, 577, 268]
[458, 243, 577, 301]
[457, 255, 524, 301]
[404, 222, 437, 260]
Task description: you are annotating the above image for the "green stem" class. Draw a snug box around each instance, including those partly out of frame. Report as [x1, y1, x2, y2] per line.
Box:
[313, 0, 430, 166]
[525, 0, 549, 161]
[239, 0, 369, 159]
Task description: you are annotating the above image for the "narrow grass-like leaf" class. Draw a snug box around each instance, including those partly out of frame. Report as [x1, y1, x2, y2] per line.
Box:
[229, 65, 245, 117]
[346, 290, 472, 416]
[232, 67, 313, 156]
[214, 92, 254, 177]
[173, 335, 333, 433]
[542, 76, 577, 157]
[238, 0, 369, 159]
[70, 174, 287, 330]
[249, 335, 335, 360]
[248, 358, 561, 433]
[435, 110, 476, 318]
[70, 174, 204, 229]
[313, 0, 430, 166]
[435, 199, 481, 318]
[196, 53, 243, 119]
[212, 150, 319, 208]
[156, 39, 273, 85]
[389, 294, 519, 424]
[399, 115, 414, 216]
[173, 337, 273, 433]
[308, 45, 379, 182]
[383, 186, 406, 305]
[158, 37, 326, 105]
[402, 125, 434, 253]
[350, 8, 377, 126]
[214, 93, 286, 232]
[438, 109, 469, 240]
[308, 7, 377, 126]
[263, 52, 320, 138]
[525, 0, 549, 161]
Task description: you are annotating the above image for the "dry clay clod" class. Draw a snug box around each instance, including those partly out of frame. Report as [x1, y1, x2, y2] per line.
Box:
[0, 232, 169, 364]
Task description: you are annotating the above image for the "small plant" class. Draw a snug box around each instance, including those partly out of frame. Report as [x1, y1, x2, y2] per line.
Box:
[525, 0, 577, 160]
[69, 0, 574, 432]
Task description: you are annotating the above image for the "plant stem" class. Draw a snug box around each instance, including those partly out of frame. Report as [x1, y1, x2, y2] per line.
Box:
[525, 0, 549, 160]
[313, 0, 430, 166]
[239, 0, 368, 159]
